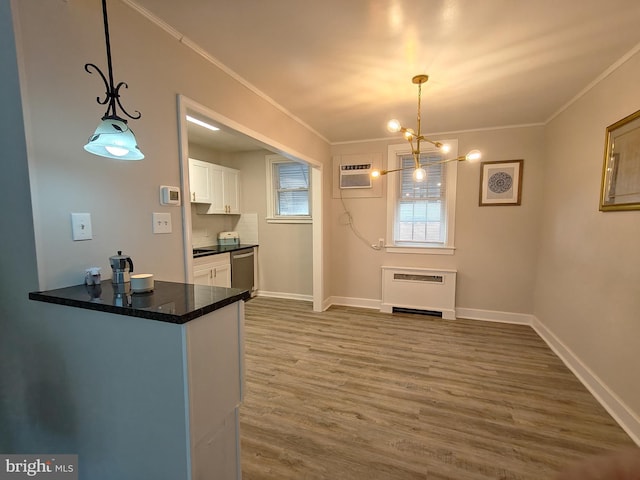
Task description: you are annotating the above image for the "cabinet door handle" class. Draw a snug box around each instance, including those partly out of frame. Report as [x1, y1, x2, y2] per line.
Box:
[213, 268, 217, 278]
[192, 192, 196, 201]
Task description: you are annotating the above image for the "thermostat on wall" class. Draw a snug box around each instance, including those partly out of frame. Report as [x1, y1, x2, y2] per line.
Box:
[160, 185, 180, 206]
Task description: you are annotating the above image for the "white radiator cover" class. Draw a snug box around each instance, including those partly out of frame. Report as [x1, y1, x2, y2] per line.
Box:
[380, 266, 457, 319]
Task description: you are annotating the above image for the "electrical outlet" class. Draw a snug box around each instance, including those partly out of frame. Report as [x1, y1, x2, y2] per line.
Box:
[152, 212, 172, 234]
[71, 213, 93, 241]
[378, 238, 385, 248]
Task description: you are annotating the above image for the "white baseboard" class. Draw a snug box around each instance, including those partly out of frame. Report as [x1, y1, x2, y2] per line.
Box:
[455, 307, 534, 325]
[255, 290, 313, 302]
[321, 297, 333, 312]
[325, 296, 380, 310]
[531, 316, 640, 446]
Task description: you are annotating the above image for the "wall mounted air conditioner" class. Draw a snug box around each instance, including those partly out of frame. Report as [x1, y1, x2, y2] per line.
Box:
[339, 163, 372, 189]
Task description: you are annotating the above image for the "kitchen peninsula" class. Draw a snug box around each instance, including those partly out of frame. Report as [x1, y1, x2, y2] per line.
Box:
[28, 280, 249, 480]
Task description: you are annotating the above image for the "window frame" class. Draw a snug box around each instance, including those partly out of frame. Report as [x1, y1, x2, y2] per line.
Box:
[385, 141, 459, 255]
[265, 154, 312, 224]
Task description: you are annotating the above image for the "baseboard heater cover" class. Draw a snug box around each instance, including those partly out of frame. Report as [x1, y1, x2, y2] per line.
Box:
[381, 266, 457, 320]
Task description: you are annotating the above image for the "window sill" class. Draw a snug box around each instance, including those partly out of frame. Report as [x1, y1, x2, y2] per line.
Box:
[266, 216, 312, 224]
[385, 245, 455, 255]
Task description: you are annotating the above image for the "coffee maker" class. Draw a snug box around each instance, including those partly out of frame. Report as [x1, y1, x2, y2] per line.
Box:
[109, 250, 134, 285]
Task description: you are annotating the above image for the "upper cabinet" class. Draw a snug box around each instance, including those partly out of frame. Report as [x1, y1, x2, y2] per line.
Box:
[188, 158, 213, 204]
[210, 164, 240, 215]
[224, 167, 240, 214]
[188, 158, 241, 214]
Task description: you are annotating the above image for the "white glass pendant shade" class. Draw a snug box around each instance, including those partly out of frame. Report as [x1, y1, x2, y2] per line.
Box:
[84, 117, 144, 160]
[413, 167, 427, 182]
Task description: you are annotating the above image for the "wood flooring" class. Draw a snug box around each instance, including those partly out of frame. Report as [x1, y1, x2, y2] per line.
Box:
[239, 297, 635, 479]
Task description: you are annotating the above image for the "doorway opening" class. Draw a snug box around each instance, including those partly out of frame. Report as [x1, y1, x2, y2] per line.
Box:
[177, 95, 324, 311]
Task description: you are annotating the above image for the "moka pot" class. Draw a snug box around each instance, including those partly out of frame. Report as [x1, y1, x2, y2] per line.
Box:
[109, 250, 134, 285]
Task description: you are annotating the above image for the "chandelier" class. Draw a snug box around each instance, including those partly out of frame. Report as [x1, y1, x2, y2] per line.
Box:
[372, 74, 480, 181]
[84, 0, 144, 160]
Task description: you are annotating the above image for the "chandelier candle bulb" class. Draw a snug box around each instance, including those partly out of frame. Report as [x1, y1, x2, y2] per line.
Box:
[466, 150, 482, 162]
[387, 119, 402, 132]
[413, 168, 427, 182]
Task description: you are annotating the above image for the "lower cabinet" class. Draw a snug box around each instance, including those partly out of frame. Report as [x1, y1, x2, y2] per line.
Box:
[32, 298, 245, 480]
[186, 302, 243, 479]
[193, 253, 231, 288]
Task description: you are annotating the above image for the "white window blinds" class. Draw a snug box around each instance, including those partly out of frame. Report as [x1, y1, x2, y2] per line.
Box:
[397, 153, 447, 244]
[274, 161, 310, 216]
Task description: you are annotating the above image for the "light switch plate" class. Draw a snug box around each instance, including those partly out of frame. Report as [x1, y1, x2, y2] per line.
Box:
[71, 213, 92, 241]
[152, 212, 172, 234]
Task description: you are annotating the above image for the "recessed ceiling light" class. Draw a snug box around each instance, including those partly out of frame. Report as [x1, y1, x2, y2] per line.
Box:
[186, 115, 220, 132]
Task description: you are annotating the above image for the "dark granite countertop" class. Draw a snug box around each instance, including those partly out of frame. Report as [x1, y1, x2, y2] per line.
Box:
[29, 280, 250, 324]
[193, 243, 258, 258]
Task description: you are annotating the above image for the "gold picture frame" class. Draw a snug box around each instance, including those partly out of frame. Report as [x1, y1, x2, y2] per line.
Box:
[600, 109, 640, 211]
[479, 159, 523, 206]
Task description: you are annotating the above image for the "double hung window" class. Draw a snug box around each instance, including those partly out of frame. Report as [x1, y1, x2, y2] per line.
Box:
[386, 141, 459, 254]
[266, 155, 311, 223]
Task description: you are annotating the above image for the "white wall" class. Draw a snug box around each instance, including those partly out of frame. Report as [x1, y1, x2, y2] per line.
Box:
[329, 126, 546, 314]
[12, 0, 330, 290]
[0, 0, 41, 452]
[534, 50, 640, 426]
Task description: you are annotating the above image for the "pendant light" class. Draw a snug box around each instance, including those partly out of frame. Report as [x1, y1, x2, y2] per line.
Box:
[371, 75, 481, 181]
[84, 0, 144, 160]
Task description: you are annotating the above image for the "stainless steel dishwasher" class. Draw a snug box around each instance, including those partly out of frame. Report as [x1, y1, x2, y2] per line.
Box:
[230, 248, 255, 296]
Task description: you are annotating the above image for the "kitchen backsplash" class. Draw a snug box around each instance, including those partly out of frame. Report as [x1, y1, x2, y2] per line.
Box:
[234, 213, 259, 244]
[191, 206, 259, 247]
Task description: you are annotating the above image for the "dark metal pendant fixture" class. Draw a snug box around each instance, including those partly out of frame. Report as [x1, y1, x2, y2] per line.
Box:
[84, 0, 144, 160]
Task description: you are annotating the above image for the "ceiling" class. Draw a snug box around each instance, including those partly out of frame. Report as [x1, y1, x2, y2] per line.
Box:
[130, 0, 640, 148]
[185, 112, 263, 153]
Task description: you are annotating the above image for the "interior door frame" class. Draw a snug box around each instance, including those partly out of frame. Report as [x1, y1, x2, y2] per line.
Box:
[177, 95, 324, 311]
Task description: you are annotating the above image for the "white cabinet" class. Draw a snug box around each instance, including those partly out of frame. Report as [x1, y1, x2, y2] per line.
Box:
[193, 253, 231, 288]
[223, 167, 240, 214]
[35, 295, 245, 479]
[208, 165, 240, 215]
[188, 159, 241, 214]
[185, 302, 243, 479]
[188, 158, 213, 204]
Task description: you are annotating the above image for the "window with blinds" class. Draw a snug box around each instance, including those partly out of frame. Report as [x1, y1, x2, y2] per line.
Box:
[273, 161, 310, 216]
[397, 152, 447, 244]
